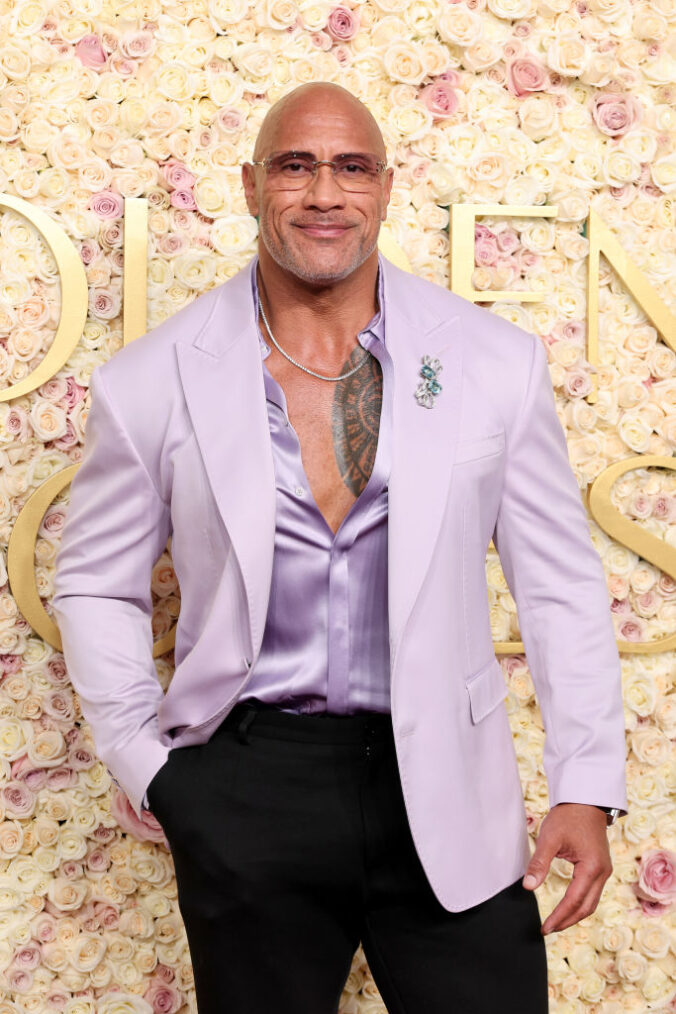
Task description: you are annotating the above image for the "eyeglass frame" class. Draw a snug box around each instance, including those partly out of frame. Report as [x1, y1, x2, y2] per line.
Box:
[248, 151, 389, 190]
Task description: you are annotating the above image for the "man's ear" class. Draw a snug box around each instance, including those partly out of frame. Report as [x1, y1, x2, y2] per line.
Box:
[241, 163, 259, 218]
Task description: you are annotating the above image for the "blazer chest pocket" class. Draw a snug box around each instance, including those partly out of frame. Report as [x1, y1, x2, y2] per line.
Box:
[465, 658, 508, 724]
[455, 431, 504, 465]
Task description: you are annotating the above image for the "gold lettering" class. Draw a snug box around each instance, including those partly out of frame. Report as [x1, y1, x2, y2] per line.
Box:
[0, 195, 87, 403]
[587, 209, 676, 404]
[450, 204, 558, 303]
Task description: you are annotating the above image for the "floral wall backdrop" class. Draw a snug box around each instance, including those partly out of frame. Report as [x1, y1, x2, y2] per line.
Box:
[0, 0, 674, 1011]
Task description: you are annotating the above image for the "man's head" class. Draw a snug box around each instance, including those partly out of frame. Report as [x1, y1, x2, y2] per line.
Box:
[242, 82, 393, 287]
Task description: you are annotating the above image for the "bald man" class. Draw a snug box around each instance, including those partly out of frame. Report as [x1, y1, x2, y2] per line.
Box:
[54, 80, 627, 1013]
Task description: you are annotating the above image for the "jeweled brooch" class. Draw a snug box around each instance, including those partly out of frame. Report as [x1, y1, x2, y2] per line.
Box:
[414, 355, 443, 409]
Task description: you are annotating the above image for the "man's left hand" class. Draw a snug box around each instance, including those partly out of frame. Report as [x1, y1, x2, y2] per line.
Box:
[521, 802, 613, 935]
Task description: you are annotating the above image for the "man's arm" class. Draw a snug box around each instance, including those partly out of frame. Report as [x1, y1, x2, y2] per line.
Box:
[492, 331, 627, 933]
[492, 331, 628, 817]
[52, 365, 172, 818]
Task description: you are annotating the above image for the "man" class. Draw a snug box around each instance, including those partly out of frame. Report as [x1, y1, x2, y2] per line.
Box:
[52, 82, 628, 1013]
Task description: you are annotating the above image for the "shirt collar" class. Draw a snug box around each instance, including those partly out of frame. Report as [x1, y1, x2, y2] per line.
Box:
[250, 252, 386, 356]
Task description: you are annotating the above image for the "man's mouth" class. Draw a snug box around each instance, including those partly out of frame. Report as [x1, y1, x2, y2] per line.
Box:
[295, 224, 352, 237]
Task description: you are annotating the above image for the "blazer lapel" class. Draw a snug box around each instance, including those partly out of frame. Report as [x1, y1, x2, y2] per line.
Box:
[175, 265, 277, 660]
[174, 256, 465, 678]
[381, 258, 464, 670]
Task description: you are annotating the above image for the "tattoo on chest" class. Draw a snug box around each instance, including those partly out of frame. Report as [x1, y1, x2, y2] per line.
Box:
[332, 348, 383, 497]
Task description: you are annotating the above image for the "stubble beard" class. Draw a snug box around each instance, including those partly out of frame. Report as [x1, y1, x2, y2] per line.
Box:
[258, 216, 380, 286]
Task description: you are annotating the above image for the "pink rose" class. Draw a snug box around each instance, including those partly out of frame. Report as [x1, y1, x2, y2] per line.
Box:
[45, 657, 69, 686]
[419, 81, 459, 119]
[90, 190, 123, 219]
[6, 407, 30, 440]
[506, 56, 548, 97]
[12, 944, 41, 970]
[39, 506, 66, 539]
[169, 189, 197, 210]
[1, 781, 35, 818]
[64, 376, 88, 411]
[110, 785, 167, 844]
[119, 30, 155, 59]
[557, 319, 586, 343]
[88, 286, 121, 320]
[495, 228, 519, 254]
[638, 897, 671, 917]
[79, 238, 100, 265]
[216, 106, 244, 133]
[46, 766, 77, 791]
[437, 69, 460, 86]
[101, 220, 123, 245]
[162, 160, 195, 191]
[92, 824, 117, 844]
[591, 92, 642, 137]
[616, 616, 646, 640]
[515, 248, 540, 272]
[0, 654, 23, 675]
[75, 35, 107, 68]
[636, 849, 676, 905]
[6, 968, 32, 993]
[42, 688, 75, 722]
[52, 420, 79, 451]
[68, 745, 96, 770]
[326, 6, 360, 41]
[31, 913, 57, 943]
[562, 368, 592, 398]
[144, 981, 182, 1014]
[86, 847, 111, 873]
[310, 31, 332, 50]
[653, 497, 676, 523]
[157, 234, 188, 256]
[474, 224, 499, 266]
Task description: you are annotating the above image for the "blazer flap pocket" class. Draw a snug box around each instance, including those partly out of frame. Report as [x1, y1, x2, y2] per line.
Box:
[455, 431, 505, 464]
[465, 658, 507, 724]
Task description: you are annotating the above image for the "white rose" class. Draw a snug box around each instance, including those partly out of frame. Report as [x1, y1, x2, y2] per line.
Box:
[651, 155, 676, 193]
[383, 41, 427, 85]
[547, 34, 590, 76]
[436, 5, 482, 46]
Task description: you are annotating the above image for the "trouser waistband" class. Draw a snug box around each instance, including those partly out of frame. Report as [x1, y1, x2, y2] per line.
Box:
[219, 699, 394, 745]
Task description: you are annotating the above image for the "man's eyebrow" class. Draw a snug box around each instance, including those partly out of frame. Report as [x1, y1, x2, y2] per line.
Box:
[268, 150, 381, 159]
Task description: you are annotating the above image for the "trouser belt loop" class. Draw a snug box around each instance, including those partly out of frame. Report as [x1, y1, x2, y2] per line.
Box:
[236, 706, 258, 744]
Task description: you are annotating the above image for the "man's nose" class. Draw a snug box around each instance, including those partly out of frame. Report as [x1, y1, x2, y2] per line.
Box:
[302, 164, 347, 208]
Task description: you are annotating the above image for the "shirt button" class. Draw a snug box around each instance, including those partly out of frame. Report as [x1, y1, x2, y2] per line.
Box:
[294, 486, 305, 497]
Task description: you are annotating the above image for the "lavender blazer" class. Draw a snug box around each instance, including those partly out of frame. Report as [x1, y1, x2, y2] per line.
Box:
[52, 255, 628, 912]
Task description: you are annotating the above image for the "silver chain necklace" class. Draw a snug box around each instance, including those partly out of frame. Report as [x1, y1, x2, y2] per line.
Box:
[256, 294, 371, 382]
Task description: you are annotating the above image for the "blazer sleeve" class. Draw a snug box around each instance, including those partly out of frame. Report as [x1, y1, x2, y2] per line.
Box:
[52, 365, 172, 818]
[492, 332, 628, 818]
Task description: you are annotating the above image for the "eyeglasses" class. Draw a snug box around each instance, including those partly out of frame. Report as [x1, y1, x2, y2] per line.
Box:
[249, 151, 388, 192]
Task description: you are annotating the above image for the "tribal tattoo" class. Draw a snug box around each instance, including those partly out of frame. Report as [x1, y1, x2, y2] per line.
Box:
[331, 348, 383, 497]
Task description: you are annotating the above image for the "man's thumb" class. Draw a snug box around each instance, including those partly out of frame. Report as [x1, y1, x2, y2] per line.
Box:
[523, 853, 550, 890]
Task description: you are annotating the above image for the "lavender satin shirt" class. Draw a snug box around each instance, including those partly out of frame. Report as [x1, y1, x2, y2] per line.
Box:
[239, 255, 393, 715]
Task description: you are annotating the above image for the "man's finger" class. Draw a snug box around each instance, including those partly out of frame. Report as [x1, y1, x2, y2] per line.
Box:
[522, 836, 559, 889]
[541, 864, 608, 934]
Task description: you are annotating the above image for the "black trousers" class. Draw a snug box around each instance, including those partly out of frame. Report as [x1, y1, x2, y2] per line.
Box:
[146, 700, 549, 1014]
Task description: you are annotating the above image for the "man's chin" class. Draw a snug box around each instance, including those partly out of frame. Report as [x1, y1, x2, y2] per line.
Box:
[275, 245, 374, 286]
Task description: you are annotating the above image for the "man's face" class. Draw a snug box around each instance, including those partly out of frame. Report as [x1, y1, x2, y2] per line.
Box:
[242, 97, 393, 286]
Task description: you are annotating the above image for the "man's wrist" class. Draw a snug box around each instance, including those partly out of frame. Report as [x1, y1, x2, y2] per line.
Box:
[594, 805, 622, 826]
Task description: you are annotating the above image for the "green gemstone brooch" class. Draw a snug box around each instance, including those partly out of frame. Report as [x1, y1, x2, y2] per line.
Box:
[415, 355, 443, 409]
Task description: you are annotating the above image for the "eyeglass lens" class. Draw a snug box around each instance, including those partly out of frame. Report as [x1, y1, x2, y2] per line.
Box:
[263, 152, 384, 191]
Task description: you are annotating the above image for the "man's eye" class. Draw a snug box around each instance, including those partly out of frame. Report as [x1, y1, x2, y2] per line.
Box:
[339, 161, 368, 175]
[280, 159, 311, 173]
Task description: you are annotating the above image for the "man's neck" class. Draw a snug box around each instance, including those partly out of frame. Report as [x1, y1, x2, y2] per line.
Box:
[255, 248, 380, 362]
